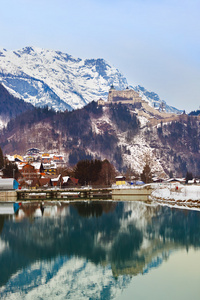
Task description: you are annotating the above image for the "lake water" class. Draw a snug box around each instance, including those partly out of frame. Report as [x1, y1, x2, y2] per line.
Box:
[0, 201, 200, 300]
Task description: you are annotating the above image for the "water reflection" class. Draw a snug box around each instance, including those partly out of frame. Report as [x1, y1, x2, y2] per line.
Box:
[0, 201, 200, 299]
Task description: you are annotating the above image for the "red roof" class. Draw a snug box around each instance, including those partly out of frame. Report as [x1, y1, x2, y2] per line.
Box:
[70, 178, 79, 185]
[39, 178, 52, 186]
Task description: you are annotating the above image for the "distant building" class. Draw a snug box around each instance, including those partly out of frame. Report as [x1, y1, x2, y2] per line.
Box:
[41, 156, 52, 164]
[42, 153, 50, 157]
[26, 148, 40, 156]
[97, 98, 105, 106]
[108, 86, 142, 105]
[115, 175, 126, 185]
[62, 176, 79, 187]
[14, 154, 23, 162]
[24, 148, 41, 162]
[19, 163, 39, 186]
[38, 177, 52, 188]
[43, 162, 57, 175]
[51, 174, 63, 187]
[53, 155, 64, 164]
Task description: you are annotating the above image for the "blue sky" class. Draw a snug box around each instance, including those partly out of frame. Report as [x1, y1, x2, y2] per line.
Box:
[1, 0, 200, 112]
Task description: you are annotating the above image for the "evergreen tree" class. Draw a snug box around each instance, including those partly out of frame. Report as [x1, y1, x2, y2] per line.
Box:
[3, 159, 18, 179]
[185, 171, 193, 184]
[74, 159, 103, 186]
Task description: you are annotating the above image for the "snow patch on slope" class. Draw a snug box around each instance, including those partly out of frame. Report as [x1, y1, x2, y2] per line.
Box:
[0, 117, 9, 129]
[118, 126, 165, 176]
[89, 107, 165, 175]
[133, 85, 183, 114]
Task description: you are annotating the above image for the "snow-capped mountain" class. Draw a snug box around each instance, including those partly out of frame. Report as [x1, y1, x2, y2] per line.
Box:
[133, 85, 182, 114]
[0, 46, 181, 113]
[0, 47, 128, 111]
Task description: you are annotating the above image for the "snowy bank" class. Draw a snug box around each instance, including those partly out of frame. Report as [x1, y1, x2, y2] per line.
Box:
[151, 183, 200, 210]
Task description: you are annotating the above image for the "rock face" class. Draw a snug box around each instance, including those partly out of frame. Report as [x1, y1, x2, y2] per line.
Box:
[0, 47, 181, 113]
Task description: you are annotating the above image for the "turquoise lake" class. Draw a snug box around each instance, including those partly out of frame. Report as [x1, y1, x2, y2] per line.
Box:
[0, 201, 200, 299]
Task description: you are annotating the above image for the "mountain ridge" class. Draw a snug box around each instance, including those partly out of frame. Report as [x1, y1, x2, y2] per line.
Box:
[0, 46, 182, 113]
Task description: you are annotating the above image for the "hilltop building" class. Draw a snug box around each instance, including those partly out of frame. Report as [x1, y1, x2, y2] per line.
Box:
[108, 86, 143, 105]
[97, 98, 105, 106]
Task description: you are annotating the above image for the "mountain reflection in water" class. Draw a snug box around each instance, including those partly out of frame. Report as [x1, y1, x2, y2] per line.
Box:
[0, 201, 200, 299]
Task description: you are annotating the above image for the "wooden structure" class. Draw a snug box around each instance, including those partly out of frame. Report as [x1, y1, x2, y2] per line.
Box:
[0, 187, 152, 202]
[16, 188, 112, 201]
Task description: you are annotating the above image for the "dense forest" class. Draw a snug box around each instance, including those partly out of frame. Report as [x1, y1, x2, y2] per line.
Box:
[155, 116, 200, 176]
[189, 110, 200, 116]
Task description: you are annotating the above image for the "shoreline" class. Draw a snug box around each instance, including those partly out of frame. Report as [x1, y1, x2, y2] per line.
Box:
[1, 182, 200, 212]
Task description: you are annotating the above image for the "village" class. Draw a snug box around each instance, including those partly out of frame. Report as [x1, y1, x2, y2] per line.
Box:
[4, 147, 78, 189]
[1, 144, 200, 192]
[0, 86, 199, 193]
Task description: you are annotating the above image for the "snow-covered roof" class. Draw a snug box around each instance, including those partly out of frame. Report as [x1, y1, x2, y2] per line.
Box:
[62, 176, 69, 183]
[166, 178, 185, 182]
[31, 162, 41, 170]
[51, 175, 61, 182]
[15, 162, 27, 170]
[5, 155, 15, 162]
[187, 179, 200, 184]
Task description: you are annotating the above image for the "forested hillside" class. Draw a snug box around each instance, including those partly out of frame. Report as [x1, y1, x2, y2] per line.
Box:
[189, 110, 200, 116]
[0, 102, 139, 170]
[0, 101, 200, 177]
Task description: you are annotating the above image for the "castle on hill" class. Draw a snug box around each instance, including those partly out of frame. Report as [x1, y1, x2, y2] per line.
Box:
[107, 85, 143, 105]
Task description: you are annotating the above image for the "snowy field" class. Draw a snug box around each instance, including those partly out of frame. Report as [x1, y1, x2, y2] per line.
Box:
[150, 183, 200, 210]
[112, 182, 200, 211]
